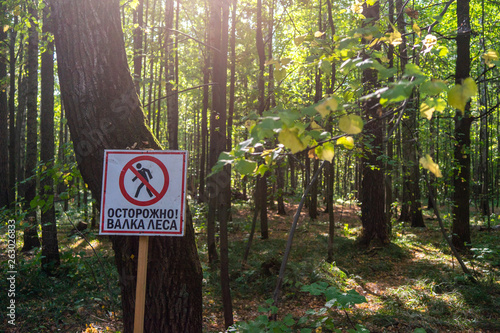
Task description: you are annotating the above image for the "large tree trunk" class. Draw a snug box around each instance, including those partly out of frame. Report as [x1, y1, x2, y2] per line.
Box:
[452, 0, 472, 251]
[40, 5, 60, 272]
[357, 1, 389, 247]
[48, 1, 202, 331]
[22, 1, 41, 252]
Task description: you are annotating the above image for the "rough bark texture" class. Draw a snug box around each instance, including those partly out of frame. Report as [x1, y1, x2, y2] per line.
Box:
[40, 6, 60, 271]
[207, 0, 234, 327]
[357, 1, 389, 247]
[22, 1, 41, 251]
[452, 0, 472, 251]
[49, 1, 202, 331]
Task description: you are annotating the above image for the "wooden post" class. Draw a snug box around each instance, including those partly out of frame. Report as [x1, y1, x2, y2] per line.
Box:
[134, 236, 149, 333]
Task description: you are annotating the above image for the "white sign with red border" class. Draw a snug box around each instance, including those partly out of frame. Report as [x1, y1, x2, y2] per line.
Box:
[100, 150, 187, 236]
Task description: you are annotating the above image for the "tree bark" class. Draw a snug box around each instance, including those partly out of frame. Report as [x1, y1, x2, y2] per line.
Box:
[49, 1, 202, 331]
[357, 1, 389, 247]
[133, 0, 144, 95]
[22, 1, 41, 252]
[207, 0, 233, 327]
[452, 0, 472, 251]
[40, 5, 60, 272]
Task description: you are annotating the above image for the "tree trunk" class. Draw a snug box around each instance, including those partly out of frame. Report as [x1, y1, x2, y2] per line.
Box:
[227, 0, 237, 151]
[40, 5, 60, 272]
[8, 17, 18, 208]
[0, 9, 9, 208]
[208, 0, 233, 327]
[133, 0, 143, 95]
[15, 74, 27, 205]
[276, 159, 287, 215]
[357, 1, 389, 247]
[198, 51, 209, 202]
[165, 0, 179, 150]
[22, 1, 41, 252]
[396, 0, 424, 227]
[48, 1, 202, 331]
[452, 0, 472, 251]
[256, 0, 269, 239]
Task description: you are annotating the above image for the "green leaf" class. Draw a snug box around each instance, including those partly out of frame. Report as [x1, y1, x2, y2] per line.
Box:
[412, 22, 421, 37]
[420, 98, 446, 120]
[314, 31, 325, 38]
[278, 127, 307, 153]
[315, 142, 335, 162]
[337, 136, 355, 149]
[482, 49, 498, 68]
[234, 159, 257, 176]
[275, 68, 286, 81]
[420, 80, 447, 96]
[315, 97, 339, 118]
[257, 164, 270, 177]
[264, 58, 280, 66]
[419, 154, 442, 177]
[404, 63, 425, 77]
[420, 102, 434, 120]
[282, 314, 295, 326]
[462, 77, 478, 99]
[339, 114, 364, 134]
[294, 35, 306, 46]
[447, 77, 477, 114]
[320, 59, 332, 75]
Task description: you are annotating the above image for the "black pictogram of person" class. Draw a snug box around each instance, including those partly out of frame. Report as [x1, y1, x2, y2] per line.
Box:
[132, 163, 153, 198]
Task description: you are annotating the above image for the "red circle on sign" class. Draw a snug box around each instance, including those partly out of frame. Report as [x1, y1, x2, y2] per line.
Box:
[119, 155, 169, 206]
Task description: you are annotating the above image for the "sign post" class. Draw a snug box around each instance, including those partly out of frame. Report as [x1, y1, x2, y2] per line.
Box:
[133, 236, 149, 333]
[100, 150, 188, 333]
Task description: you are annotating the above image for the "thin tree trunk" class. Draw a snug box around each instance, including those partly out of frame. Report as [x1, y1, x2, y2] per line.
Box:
[256, 0, 268, 239]
[208, 0, 233, 327]
[227, 0, 237, 151]
[165, 0, 179, 150]
[40, 5, 60, 272]
[198, 50, 209, 202]
[133, 0, 144, 95]
[0, 9, 9, 208]
[396, 0, 424, 227]
[22, 1, 41, 252]
[452, 0, 472, 251]
[8, 17, 18, 208]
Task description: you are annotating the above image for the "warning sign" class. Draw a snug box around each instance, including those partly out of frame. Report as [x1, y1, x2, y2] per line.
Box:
[100, 150, 187, 236]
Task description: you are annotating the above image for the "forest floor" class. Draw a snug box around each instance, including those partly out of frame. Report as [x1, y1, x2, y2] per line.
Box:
[1, 199, 500, 332]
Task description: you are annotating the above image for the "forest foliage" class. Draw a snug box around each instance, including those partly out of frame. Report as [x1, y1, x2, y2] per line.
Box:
[1, 0, 500, 331]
